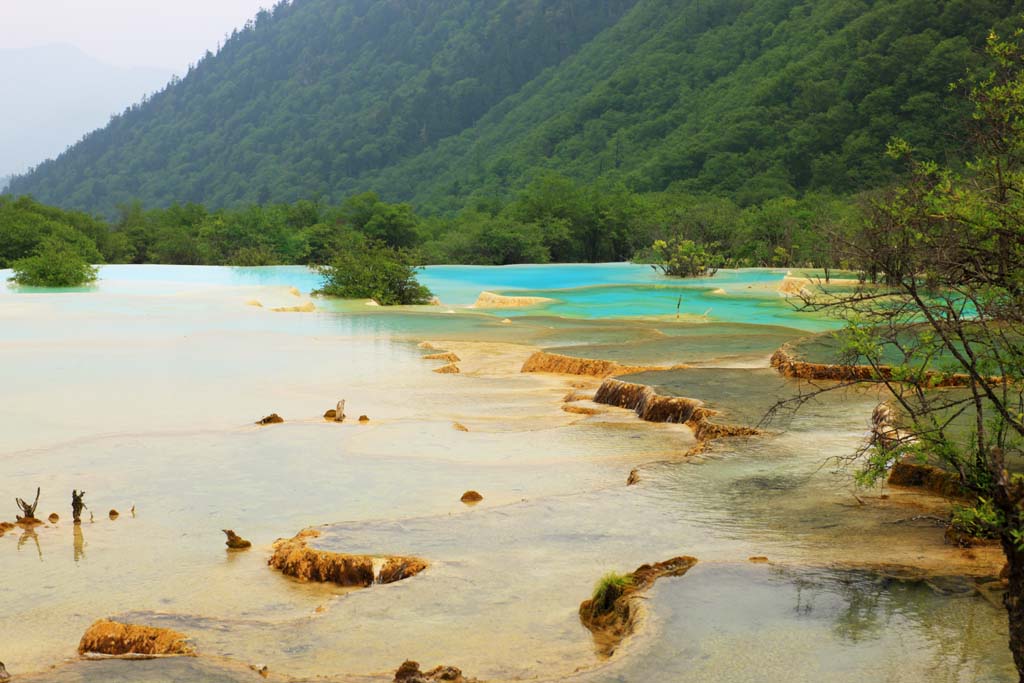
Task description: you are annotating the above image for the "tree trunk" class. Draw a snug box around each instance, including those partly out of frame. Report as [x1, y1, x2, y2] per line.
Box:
[1003, 538, 1024, 682]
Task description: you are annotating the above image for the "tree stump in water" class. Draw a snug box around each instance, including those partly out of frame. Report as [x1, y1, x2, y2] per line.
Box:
[16, 487, 40, 521]
[72, 489, 87, 524]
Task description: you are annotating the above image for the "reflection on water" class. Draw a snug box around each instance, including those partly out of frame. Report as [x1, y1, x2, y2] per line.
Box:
[593, 563, 1014, 683]
[0, 265, 1012, 682]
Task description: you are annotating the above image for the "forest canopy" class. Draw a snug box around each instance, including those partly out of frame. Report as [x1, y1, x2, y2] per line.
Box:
[7, 0, 1023, 216]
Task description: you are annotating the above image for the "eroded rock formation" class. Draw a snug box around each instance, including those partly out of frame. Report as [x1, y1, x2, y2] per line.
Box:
[394, 660, 479, 683]
[521, 351, 678, 378]
[434, 363, 461, 374]
[223, 529, 252, 550]
[594, 378, 760, 445]
[579, 556, 698, 657]
[78, 619, 195, 657]
[268, 529, 427, 587]
[770, 344, 984, 387]
[423, 352, 461, 363]
[257, 413, 285, 425]
[888, 460, 964, 498]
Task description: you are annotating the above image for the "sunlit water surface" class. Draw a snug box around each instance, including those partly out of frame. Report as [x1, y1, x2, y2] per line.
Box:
[0, 265, 1012, 682]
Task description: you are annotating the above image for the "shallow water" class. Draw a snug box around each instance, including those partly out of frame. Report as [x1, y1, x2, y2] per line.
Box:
[0, 265, 1012, 682]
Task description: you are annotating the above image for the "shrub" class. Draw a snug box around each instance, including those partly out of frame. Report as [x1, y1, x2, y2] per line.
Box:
[9, 237, 98, 287]
[315, 240, 432, 305]
[649, 238, 723, 278]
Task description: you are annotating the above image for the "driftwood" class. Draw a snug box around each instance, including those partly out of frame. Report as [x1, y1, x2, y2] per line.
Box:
[72, 490, 87, 524]
[16, 487, 40, 520]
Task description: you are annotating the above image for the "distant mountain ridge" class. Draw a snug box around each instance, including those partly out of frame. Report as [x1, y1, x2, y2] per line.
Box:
[0, 44, 171, 179]
[8, 0, 1023, 214]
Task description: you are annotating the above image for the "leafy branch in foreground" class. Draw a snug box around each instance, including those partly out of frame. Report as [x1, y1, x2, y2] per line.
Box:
[766, 27, 1024, 679]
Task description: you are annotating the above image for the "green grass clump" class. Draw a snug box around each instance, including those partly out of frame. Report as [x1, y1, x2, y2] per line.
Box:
[591, 572, 633, 613]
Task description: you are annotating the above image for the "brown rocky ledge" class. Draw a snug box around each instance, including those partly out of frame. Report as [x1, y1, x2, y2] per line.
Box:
[423, 352, 461, 363]
[594, 378, 760, 447]
[269, 529, 427, 587]
[521, 351, 683, 378]
[394, 660, 479, 682]
[770, 343, 987, 387]
[78, 619, 195, 657]
[579, 556, 698, 657]
[888, 460, 965, 498]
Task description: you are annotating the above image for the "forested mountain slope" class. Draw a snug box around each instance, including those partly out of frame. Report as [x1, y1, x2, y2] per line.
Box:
[9, 0, 1021, 214]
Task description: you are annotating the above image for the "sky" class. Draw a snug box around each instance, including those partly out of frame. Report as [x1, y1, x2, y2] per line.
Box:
[0, 0, 272, 71]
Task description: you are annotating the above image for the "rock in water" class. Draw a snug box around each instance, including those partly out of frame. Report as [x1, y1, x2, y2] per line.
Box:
[108, 509, 119, 520]
[223, 529, 252, 550]
[48, 512, 60, 523]
[460, 491, 484, 504]
[626, 469, 640, 486]
[579, 556, 698, 657]
[394, 660, 478, 682]
[78, 619, 195, 656]
[0, 661, 10, 681]
[257, 413, 284, 425]
[269, 529, 428, 587]
[358, 415, 370, 423]
[334, 400, 346, 423]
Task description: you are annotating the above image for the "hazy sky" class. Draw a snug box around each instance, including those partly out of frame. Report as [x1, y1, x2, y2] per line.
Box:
[1, 1, 271, 70]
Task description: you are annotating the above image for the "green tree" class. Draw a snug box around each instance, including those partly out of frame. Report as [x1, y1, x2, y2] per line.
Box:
[781, 30, 1024, 678]
[649, 238, 722, 278]
[315, 240, 432, 305]
[9, 237, 99, 287]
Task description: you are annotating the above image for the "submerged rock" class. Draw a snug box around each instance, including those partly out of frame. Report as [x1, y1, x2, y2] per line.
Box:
[460, 491, 484, 504]
[256, 413, 285, 425]
[271, 302, 316, 313]
[223, 529, 252, 550]
[268, 529, 427, 587]
[472, 291, 553, 308]
[0, 522, 14, 536]
[452, 422, 469, 432]
[579, 556, 698, 657]
[394, 660, 478, 683]
[78, 619, 195, 657]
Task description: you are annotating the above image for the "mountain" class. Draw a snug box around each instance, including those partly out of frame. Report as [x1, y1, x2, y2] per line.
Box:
[0, 45, 172, 179]
[8, 0, 1022, 215]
